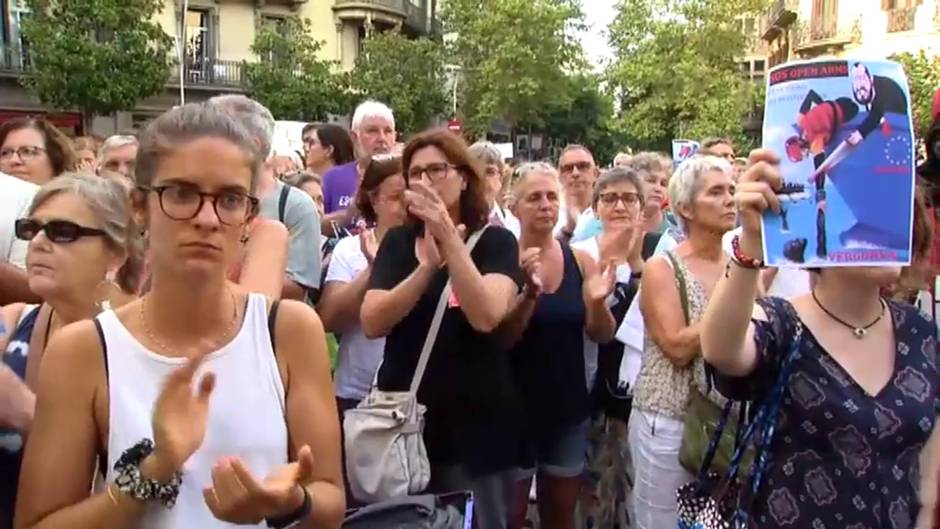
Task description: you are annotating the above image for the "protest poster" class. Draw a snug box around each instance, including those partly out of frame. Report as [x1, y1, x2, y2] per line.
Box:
[760, 59, 915, 267]
[671, 139, 699, 169]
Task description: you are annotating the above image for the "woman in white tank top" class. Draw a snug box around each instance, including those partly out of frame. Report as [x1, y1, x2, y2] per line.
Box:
[15, 103, 344, 529]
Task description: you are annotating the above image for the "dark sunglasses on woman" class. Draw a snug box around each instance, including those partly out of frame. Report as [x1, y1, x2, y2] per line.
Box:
[14, 218, 106, 243]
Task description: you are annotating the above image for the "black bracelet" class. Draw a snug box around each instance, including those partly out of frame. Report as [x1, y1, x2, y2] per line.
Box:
[630, 271, 642, 280]
[266, 486, 312, 529]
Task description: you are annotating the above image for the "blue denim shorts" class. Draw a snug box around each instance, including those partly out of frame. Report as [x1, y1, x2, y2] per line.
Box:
[519, 419, 591, 478]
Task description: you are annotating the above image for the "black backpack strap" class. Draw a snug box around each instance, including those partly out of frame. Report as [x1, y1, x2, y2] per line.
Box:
[94, 318, 109, 382]
[268, 300, 281, 356]
[277, 185, 291, 224]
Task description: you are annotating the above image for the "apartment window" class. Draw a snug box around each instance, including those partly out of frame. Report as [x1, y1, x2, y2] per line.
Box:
[755, 59, 766, 73]
[185, 8, 211, 65]
[811, 0, 838, 21]
[744, 17, 756, 35]
[261, 14, 288, 34]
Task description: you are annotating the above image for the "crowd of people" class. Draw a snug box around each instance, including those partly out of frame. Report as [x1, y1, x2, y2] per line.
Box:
[0, 90, 938, 529]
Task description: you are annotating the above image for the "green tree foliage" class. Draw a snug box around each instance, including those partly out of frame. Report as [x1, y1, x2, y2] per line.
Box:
[244, 17, 348, 121]
[606, 0, 767, 151]
[443, 0, 586, 137]
[20, 0, 173, 123]
[351, 31, 448, 136]
[890, 51, 940, 139]
[530, 74, 625, 164]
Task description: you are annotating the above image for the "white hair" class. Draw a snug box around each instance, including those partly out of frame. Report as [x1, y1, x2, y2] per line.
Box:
[98, 135, 138, 160]
[352, 100, 395, 132]
[208, 94, 276, 158]
[668, 155, 732, 235]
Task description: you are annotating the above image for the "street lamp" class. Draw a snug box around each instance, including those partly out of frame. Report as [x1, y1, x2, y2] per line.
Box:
[178, 0, 189, 106]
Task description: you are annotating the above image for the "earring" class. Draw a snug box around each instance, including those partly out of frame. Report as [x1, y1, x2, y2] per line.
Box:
[96, 270, 119, 312]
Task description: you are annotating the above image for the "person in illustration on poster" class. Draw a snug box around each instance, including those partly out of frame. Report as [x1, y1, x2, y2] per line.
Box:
[785, 89, 859, 259]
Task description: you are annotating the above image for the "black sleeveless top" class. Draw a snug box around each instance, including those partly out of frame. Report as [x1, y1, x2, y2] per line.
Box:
[510, 244, 589, 435]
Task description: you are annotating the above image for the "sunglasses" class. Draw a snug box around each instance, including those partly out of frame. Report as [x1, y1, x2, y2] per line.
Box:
[15, 218, 107, 243]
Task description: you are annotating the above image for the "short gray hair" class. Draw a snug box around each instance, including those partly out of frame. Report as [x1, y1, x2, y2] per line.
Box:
[352, 100, 395, 131]
[136, 103, 264, 192]
[668, 155, 732, 235]
[98, 135, 138, 160]
[628, 151, 673, 178]
[512, 161, 559, 199]
[30, 172, 143, 294]
[593, 167, 646, 209]
[208, 94, 276, 158]
[468, 141, 503, 168]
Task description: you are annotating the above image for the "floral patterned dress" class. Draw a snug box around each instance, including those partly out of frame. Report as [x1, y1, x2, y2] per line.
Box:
[714, 296, 938, 529]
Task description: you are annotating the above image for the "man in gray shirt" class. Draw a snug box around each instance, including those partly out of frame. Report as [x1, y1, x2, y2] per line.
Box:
[209, 95, 321, 301]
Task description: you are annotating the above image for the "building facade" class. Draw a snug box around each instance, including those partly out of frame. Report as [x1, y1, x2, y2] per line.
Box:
[0, 0, 439, 136]
[760, 0, 940, 68]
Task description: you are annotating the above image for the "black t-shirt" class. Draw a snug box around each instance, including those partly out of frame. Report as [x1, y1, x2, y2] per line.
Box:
[368, 224, 525, 474]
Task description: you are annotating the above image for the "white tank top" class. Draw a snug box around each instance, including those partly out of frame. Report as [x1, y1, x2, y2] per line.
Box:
[98, 293, 288, 529]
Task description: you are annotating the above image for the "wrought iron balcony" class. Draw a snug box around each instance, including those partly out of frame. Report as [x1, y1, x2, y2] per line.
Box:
[793, 17, 861, 55]
[334, 0, 433, 35]
[0, 46, 30, 75]
[168, 57, 243, 88]
[760, 0, 798, 41]
[887, 7, 916, 33]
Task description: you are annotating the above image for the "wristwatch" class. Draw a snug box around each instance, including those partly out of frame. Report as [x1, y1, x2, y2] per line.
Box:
[112, 438, 183, 508]
[266, 486, 312, 529]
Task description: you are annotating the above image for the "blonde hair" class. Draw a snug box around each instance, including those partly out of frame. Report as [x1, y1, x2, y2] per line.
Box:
[30, 173, 143, 293]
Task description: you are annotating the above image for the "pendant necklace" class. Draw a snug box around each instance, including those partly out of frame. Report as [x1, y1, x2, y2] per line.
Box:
[811, 290, 886, 339]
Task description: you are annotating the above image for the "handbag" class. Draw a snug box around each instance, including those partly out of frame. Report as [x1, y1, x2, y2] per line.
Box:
[676, 317, 804, 529]
[342, 492, 471, 529]
[666, 251, 751, 476]
[343, 228, 487, 504]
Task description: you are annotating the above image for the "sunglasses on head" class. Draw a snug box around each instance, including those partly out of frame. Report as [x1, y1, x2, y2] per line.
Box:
[15, 218, 107, 243]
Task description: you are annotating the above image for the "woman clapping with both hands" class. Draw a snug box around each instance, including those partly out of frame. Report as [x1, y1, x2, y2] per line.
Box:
[15, 103, 344, 529]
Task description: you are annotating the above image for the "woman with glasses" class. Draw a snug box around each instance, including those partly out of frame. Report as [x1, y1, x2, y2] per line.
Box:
[361, 129, 522, 528]
[570, 167, 646, 529]
[318, 155, 406, 417]
[16, 103, 344, 529]
[0, 173, 141, 528]
[0, 117, 76, 185]
[629, 156, 736, 529]
[497, 162, 616, 529]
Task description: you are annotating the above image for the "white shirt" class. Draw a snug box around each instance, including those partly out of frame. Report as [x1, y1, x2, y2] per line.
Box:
[572, 236, 632, 391]
[99, 294, 287, 529]
[324, 235, 386, 401]
[489, 203, 520, 238]
[0, 172, 38, 268]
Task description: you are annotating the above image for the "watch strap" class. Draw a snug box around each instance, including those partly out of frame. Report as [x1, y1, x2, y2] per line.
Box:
[266, 486, 312, 529]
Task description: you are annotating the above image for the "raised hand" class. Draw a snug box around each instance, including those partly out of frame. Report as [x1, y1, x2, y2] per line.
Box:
[627, 226, 647, 269]
[414, 225, 442, 270]
[204, 445, 316, 524]
[736, 149, 783, 256]
[564, 202, 582, 232]
[405, 181, 458, 244]
[359, 228, 379, 266]
[150, 346, 216, 477]
[586, 259, 617, 304]
[520, 247, 543, 298]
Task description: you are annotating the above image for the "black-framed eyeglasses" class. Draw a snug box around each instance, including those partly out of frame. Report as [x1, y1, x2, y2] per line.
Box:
[598, 191, 641, 207]
[140, 184, 258, 226]
[407, 163, 457, 182]
[15, 218, 107, 243]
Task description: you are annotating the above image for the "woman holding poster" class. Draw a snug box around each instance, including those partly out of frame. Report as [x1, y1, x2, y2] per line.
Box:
[700, 149, 937, 529]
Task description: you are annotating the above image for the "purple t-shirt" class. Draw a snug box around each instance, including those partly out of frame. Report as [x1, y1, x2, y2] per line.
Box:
[323, 161, 359, 215]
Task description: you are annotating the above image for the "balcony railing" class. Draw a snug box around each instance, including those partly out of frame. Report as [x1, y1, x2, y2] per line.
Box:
[168, 57, 243, 88]
[887, 7, 916, 33]
[334, 0, 434, 35]
[0, 46, 30, 75]
[761, 0, 798, 40]
[793, 17, 860, 54]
